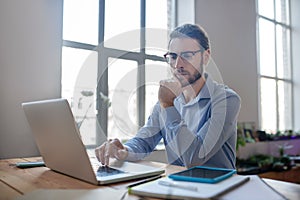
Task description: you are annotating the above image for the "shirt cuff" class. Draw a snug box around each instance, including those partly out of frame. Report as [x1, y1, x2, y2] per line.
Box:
[123, 145, 141, 161]
[161, 106, 181, 127]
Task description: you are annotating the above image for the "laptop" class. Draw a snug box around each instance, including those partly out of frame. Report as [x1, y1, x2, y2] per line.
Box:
[22, 98, 164, 185]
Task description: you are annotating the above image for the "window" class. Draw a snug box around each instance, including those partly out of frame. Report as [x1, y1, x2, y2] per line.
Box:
[257, 0, 292, 133]
[62, 0, 175, 148]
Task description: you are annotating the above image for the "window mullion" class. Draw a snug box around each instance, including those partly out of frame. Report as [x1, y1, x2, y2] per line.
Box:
[273, 2, 280, 131]
[258, 15, 290, 29]
[96, 0, 108, 145]
[63, 40, 97, 51]
[288, 0, 294, 130]
[137, 0, 146, 127]
[275, 80, 279, 131]
[260, 75, 292, 83]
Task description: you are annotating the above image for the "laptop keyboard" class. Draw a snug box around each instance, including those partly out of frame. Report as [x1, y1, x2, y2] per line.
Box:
[90, 158, 125, 177]
[96, 166, 124, 177]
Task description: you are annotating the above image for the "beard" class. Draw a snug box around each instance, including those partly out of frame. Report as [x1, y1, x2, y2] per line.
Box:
[175, 65, 203, 87]
[188, 71, 202, 85]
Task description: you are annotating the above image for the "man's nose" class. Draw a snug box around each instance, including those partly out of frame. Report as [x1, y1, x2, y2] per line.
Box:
[174, 56, 184, 69]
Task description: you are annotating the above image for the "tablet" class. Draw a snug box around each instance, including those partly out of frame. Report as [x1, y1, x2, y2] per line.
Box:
[169, 166, 236, 183]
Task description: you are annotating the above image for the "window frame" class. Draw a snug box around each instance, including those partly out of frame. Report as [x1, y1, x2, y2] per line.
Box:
[62, 0, 175, 148]
[256, 0, 293, 132]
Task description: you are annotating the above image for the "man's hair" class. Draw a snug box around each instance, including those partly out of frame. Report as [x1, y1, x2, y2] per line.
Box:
[169, 24, 210, 51]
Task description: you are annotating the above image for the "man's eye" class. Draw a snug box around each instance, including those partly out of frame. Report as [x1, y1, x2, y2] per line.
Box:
[170, 53, 178, 60]
[181, 52, 193, 59]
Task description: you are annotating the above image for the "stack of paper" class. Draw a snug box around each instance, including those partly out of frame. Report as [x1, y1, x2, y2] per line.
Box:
[129, 175, 287, 200]
[129, 175, 249, 199]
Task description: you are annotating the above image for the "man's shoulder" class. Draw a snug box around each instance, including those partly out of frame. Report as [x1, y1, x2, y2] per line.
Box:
[205, 75, 239, 99]
[225, 86, 240, 98]
[212, 82, 240, 102]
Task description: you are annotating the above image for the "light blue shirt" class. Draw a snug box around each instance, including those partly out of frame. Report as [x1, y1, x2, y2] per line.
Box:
[124, 73, 241, 169]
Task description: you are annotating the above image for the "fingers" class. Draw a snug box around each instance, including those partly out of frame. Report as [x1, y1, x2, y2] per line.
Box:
[159, 78, 180, 87]
[159, 79, 181, 96]
[103, 140, 112, 166]
[95, 141, 107, 165]
[95, 139, 128, 166]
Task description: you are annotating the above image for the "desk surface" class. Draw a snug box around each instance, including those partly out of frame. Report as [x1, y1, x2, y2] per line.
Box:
[1, 157, 300, 200]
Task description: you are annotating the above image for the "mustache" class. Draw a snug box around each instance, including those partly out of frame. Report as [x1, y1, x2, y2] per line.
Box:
[175, 68, 189, 75]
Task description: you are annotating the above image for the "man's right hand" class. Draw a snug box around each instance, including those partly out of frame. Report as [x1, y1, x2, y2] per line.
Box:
[95, 138, 128, 166]
[158, 79, 181, 108]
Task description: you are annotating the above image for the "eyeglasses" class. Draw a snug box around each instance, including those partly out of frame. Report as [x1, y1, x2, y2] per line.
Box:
[163, 49, 203, 66]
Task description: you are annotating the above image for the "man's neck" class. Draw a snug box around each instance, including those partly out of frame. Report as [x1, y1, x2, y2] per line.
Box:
[182, 76, 206, 103]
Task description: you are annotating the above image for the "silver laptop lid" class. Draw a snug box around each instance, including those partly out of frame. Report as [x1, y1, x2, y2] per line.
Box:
[22, 99, 98, 184]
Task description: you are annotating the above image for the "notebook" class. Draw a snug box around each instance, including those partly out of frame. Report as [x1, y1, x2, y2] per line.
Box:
[22, 98, 164, 185]
[129, 175, 288, 200]
[129, 175, 250, 199]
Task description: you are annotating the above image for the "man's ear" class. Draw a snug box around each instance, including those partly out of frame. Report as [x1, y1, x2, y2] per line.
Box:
[203, 49, 211, 65]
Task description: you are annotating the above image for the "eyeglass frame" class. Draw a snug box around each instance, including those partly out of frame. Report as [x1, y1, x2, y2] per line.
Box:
[163, 49, 204, 66]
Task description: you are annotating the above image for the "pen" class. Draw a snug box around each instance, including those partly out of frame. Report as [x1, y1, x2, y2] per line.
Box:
[158, 180, 198, 192]
[15, 161, 45, 168]
[127, 175, 163, 188]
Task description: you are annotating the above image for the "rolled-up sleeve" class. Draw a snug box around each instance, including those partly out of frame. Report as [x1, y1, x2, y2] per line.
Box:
[124, 103, 163, 161]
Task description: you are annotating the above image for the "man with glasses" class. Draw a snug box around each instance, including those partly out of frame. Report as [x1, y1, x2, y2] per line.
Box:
[95, 24, 241, 169]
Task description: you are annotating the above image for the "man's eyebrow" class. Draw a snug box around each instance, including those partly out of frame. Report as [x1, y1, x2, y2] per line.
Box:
[168, 50, 198, 53]
[167, 51, 177, 54]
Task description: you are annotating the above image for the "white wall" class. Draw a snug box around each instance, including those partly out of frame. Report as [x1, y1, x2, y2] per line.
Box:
[0, 0, 63, 159]
[194, 0, 259, 127]
[176, 0, 195, 25]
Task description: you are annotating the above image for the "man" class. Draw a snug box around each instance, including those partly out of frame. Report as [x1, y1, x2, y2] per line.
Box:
[95, 24, 241, 169]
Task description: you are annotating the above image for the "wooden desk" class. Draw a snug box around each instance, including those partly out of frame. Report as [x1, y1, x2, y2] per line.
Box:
[259, 165, 300, 184]
[1, 157, 300, 200]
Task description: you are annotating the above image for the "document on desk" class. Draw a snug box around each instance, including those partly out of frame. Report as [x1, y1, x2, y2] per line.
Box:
[129, 175, 287, 200]
[129, 175, 249, 199]
[219, 175, 288, 200]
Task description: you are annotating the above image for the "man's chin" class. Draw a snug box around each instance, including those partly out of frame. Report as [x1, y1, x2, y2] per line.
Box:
[180, 76, 202, 88]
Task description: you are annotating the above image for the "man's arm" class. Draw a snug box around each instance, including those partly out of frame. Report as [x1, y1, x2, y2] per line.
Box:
[95, 103, 163, 165]
[94, 78, 175, 165]
[123, 79, 181, 161]
[124, 103, 164, 161]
